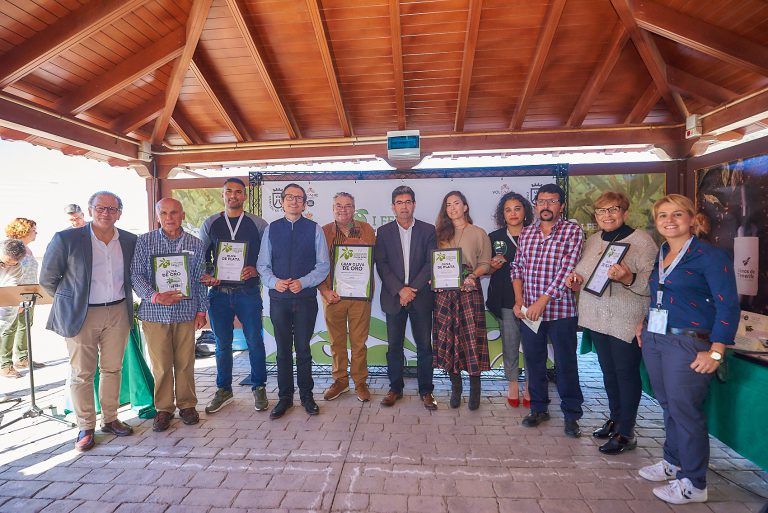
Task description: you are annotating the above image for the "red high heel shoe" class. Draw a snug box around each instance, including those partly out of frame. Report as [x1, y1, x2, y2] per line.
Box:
[507, 397, 520, 408]
[522, 396, 531, 409]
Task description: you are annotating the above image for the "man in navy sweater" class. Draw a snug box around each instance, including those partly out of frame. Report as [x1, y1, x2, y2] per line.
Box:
[257, 183, 330, 419]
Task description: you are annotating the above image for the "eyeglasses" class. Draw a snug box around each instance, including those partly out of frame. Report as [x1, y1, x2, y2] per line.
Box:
[594, 205, 622, 216]
[92, 206, 121, 214]
[394, 200, 414, 207]
[283, 194, 305, 203]
[334, 204, 354, 210]
[535, 199, 560, 206]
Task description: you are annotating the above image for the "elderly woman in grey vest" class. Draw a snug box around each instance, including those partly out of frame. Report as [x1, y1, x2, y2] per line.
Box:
[566, 191, 656, 454]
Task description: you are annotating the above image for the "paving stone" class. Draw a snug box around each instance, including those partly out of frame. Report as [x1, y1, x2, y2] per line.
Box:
[145, 486, 191, 504]
[330, 492, 369, 511]
[446, 497, 499, 513]
[100, 484, 156, 503]
[280, 491, 324, 510]
[70, 501, 118, 513]
[33, 481, 81, 499]
[497, 499, 544, 513]
[113, 504, 167, 513]
[407, 495, 447, 513]
[0, 480, 51, 498]
[0, 497, 53, 513]
[182, 487, 237, 507]
[369, 493, 408, 513]
[39, 499, 83, 513]
[233, 489, 285, 509]
[68, 483, 112, 501]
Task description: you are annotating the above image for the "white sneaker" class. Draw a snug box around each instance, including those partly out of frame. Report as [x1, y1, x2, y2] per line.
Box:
[653, 478, 707, 504]
[639, 459, 680, 482]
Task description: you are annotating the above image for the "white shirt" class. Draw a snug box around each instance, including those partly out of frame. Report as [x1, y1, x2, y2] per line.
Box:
[397, 220, 414, 285]
[89, 225, 125, 304]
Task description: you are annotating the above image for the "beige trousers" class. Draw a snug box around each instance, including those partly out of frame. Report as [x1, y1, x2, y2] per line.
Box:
[142, 320, 197, 413]
[323, 299, 371, 386]
[65, 303, 130, 430]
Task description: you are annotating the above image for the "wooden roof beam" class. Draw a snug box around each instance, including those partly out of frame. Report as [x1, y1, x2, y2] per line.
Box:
[702, 87, 768, 136]
[152, 0, 213, 145]
[624, 83, 660, 124]
[190, 56, 252, 142]
[170, 110, 203, 145]
[634, 0, 768, 77]
[224, 0, 300, 139]
[567, 24, 629, 128]
[667, 66, 738, 107]
[389, 0, 406, 130]
[509, 0, 566, 130]
[57, 29, 185, 115]
[454, 0, 483, 133]
[305, 0, 352, 137]
[610, 0, 686, 120]
[0, 0, 148, 88]
[112, 95, 166, 134]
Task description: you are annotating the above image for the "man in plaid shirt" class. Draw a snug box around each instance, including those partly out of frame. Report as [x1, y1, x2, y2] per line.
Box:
[510, 183, 585, 437]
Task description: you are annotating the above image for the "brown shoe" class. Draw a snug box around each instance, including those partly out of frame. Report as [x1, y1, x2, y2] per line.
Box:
[422, 392, 438, 411]
[179, 407, 199, 425]
[152, 411, 174, 432]
[355, 383, 371, 402]
[380, 390, 403, 407]
[101, 419, 134, 437]
[74, 429, 95, 451]
[15, 359, 44, 369]
[323, 380, 349, 401]
[0, 366, 21, 379]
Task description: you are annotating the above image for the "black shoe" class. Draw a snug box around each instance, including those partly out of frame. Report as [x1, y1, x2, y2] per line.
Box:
[468, 376, 481, 411]
[270, 398, 293, 419]
[599, 433, 637, 454]
[592, 419, 616, 439]
[521, 411, 550, 427]
[564, 419, 581, 438]
[449, 373, 462, 409]
[301, 397, 320, 416]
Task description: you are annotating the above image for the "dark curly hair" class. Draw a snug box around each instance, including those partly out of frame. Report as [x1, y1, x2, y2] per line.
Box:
[493, 192, 533, 229]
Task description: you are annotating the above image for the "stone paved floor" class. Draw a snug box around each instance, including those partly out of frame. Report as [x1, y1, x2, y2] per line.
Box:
[0, 324, 766, 513]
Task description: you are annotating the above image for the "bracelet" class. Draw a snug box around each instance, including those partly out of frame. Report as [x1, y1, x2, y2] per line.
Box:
[623, 273, 637, 287]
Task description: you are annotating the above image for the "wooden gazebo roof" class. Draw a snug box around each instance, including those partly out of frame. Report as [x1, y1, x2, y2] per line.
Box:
[1, 0, 767, 175]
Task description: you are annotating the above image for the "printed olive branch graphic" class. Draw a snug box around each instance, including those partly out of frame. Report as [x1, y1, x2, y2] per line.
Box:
[341, 248, 354, 259]
[158, 258, 171, 268]
[222, 243, 233, 252]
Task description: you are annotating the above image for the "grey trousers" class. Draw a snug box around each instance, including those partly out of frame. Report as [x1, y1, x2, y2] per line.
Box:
[500, 308, 523, 381]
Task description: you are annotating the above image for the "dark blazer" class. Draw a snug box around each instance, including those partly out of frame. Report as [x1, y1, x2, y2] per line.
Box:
[39, 224, 137, 338]
[374, 219, 436, 315]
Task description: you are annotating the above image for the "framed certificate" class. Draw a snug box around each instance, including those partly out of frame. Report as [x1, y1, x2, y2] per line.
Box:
[431, 248, 463, 290]
[214, 240, 248, 284]
[331, 244, 374, 300]
[152, 253, 191, 298]
[584, 242, 630, 297]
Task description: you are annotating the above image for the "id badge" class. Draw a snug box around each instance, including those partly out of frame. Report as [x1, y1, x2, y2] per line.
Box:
[647, 308, 668, 335]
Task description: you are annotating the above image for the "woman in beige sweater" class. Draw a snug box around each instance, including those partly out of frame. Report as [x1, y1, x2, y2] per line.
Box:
[567, 191, 656, 454]
[432, 191, 491, 410]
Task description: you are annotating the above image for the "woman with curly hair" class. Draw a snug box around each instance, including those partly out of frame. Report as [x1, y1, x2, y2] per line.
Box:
[432, 191, 492, 410]
[1, 218, 43, 378]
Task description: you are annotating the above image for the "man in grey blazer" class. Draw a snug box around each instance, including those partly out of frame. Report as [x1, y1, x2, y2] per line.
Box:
[374, 186, 437, 410]
[40, 191, 137, 451]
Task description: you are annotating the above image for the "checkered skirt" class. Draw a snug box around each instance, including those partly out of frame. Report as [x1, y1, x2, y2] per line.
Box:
[432, 286, 489, 376]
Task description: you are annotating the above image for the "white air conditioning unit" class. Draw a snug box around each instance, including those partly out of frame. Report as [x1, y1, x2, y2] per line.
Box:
[387, 130, 420, 161]
[685, 114, 702, 139]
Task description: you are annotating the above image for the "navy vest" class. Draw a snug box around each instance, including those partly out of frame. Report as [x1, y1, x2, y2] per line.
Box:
[268, 216, 318, 299]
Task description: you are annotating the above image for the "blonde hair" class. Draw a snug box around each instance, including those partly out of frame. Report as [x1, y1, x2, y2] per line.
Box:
[652, 194, 695, 219]
[5, 218, 36, 239]
[593, 191, 629, 211]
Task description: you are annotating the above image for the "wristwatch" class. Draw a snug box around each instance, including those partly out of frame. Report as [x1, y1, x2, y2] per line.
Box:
[709, 350, 724, 362]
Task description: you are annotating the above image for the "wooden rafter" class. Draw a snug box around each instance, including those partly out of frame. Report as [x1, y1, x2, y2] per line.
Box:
[389, 0, 406, 130]
[509, 0, 566, 130]
[567, 24, 629, 127]
[667, 66, 737, 106]
[170, 110, 203, 145]
[454, 0, 483, 132]
[610, 0, 686, 120]
[112, 95, 166, 134]
[190, 56, 252, 142]
[634, 0, 768, 77]
[702, 88, 768, 135]
[624, 83, 660, 124]
[57, 29, 185, 115]
[151, 0, 213, 145]
[224, 0, 299, 139]
[305, 0, 352, 137]
[0, 0, 148, 89]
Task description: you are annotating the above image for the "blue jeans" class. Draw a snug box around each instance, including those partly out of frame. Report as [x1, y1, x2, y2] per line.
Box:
[209, 287, 267, 391]
[269, 297, 318, 402]
[520, 316, 583, 421]
[385, 304, 434, 396]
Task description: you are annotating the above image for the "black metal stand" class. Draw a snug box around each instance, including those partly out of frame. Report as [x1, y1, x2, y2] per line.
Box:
[0, 294, 75, 430]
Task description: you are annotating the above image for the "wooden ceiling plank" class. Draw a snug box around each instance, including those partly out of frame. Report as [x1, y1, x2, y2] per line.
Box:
[634, 0, 768, 77]
[389, 0, 406, 130]
[509, 0, 566, 130]
[567, 23, 629, 128]
[610, 0, 685, 120]
[224, 0, 300, 139]
[305, 0, 352, 137]
[702, 88, 768, 135]
[0, 0, 148, 89]
[56, 28, 185, 115]
[189, 56, 250, 142]
[454, 0, 483, 133]
[624, 83, 660, 124]
[667, 65, 739, 107]
[151, 0, 214, 145]
[111, 95, 166, 134]
[170, 110, 203, 145]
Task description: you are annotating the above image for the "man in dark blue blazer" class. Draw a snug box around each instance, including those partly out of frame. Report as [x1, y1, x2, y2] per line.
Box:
[374, 186, 437, 410]
[40, 191, 137, 451]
